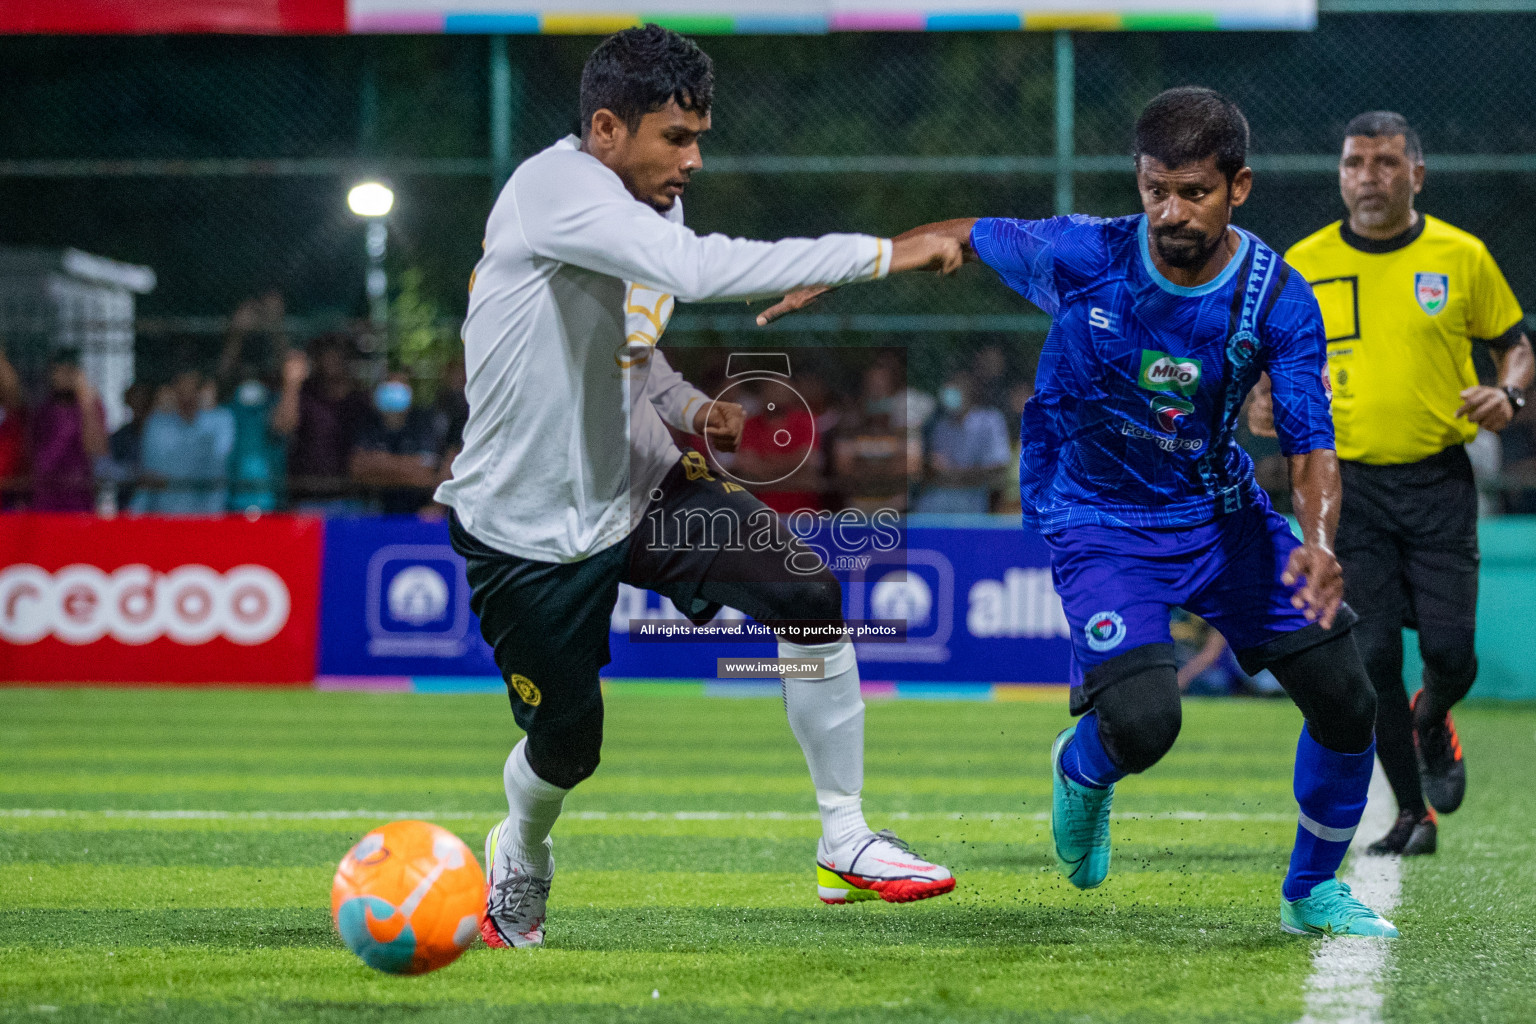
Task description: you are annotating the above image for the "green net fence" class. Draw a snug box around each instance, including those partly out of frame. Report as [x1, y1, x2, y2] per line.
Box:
[3, 11, 1536, 505]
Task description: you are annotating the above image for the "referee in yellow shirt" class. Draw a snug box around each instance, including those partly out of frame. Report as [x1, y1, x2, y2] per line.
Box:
[1255, 112, 1534, 855]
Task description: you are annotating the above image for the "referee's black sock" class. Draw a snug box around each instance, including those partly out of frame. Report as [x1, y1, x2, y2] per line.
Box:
[1374, 678, 1428, 818]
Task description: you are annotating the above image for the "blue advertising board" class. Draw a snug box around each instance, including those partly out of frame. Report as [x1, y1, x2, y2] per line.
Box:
[319, 516, 500, 679]
[318, 516, 1071, 685]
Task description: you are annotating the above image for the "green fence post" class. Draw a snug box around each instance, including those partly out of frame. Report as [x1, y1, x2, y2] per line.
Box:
[1054, 29, 1075, 217]
[490, 34, 516, 193]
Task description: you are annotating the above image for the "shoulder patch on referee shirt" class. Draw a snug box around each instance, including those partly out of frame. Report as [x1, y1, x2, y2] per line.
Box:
[1415, 272, 1449, 316]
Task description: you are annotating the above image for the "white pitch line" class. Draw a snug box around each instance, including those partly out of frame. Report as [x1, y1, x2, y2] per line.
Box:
[0, 807, 1292, 823]
[1296, 761, 1403, 1024]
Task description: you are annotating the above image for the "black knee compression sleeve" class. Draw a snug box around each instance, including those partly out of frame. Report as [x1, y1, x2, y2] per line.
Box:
[693, 552, 844, 630]
[1265, 632, 1376, 754]
[779, 573, 843, 627]
[1083, 644, 1182, 775]
[522, 699, 605, 789]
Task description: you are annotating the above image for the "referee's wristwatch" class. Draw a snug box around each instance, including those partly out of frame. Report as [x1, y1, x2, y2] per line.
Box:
[1504, 385, 1527, 417]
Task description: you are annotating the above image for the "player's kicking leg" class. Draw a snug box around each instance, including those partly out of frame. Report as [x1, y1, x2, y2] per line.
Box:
[449, 511, 625, 948]
[632, 458, 954, 905]
[775, 637, 954, 904]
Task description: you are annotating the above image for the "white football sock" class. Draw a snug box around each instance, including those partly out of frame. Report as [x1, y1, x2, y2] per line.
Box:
[779, 637, 874, 850]
[501, 737, 566, 877]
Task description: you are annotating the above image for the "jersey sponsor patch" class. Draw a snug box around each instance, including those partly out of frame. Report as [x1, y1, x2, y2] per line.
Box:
[1137, 350, 1202, 397]
[1149, 394, 1194, 434]
[1415, 272, 1449, 316]
[1084, 610, 1127, 652]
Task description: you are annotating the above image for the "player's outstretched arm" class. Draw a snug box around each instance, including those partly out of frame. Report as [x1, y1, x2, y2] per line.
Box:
[757, 219, 980, 326]
[1283, 448, 1345, 630]
[516, 155, 963, 305]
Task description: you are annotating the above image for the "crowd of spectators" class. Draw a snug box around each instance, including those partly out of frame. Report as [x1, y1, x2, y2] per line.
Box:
[0, 293, 466, 518]
[5, 313, 1536, 520]
[695, 343, 1032, 517]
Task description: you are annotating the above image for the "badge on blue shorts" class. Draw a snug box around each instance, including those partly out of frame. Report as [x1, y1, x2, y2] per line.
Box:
[1084, 610, 1127, 652]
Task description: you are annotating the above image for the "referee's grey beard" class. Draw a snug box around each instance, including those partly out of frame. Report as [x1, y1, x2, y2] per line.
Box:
[1151, 228, 1224, 271]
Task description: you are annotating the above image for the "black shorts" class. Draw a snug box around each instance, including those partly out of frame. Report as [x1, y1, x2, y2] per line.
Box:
[1336, 445, 1479, 636]
[449, 455, 840, 734]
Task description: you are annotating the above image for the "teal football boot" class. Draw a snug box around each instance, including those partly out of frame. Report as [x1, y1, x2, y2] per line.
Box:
[1051, 724, 1115, 889]
[1281, 878, 1399, 937]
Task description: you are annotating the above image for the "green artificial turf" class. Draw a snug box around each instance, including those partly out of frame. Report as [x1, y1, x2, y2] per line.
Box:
[0, 687, 1531, 1022]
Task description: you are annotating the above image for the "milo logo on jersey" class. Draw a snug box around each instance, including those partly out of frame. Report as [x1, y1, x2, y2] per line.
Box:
[1138, 350, 1203, 397]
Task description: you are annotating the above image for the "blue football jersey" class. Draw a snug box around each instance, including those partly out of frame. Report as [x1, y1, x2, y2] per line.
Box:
[971, 213, 1334, 532]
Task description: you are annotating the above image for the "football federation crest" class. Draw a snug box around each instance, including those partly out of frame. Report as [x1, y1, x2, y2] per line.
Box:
[1084, 611, 1127, 653]
[1415, 272, 1449, 316]
[1150, 394, 1195, 434]
[1138, 350, 1202, 397]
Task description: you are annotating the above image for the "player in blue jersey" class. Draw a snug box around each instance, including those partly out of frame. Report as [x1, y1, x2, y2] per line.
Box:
[759, 87, 1396, 937]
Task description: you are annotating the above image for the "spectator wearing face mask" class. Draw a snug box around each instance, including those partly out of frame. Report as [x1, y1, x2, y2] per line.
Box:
[31, 351, 108, 512]
[350, 370, 452, 515]
[223, 358, 296, 514]
[132, 365, 235, 515]
[215, 293, 292, 513]
[914, 370, 1012, 514]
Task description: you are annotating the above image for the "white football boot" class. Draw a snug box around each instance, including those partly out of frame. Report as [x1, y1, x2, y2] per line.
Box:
[480, 819, 553, 948]
[816, 828, 955, 904]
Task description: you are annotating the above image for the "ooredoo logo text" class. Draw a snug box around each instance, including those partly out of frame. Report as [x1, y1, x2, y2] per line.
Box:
[0, 563, 291, 646]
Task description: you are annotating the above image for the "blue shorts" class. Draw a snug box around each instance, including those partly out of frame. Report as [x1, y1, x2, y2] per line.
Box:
[1047, 495, 1316, 694]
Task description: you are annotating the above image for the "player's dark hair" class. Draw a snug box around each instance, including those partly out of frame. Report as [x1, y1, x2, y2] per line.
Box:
[579, 25, 714, 137]
[1343, 110, 1423, 163]
[1134, 87, 1250, 183]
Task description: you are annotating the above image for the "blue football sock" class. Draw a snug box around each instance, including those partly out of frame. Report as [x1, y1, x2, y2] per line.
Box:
[1283, 726, 1374, 902]
[1060, 711, 1126, 789]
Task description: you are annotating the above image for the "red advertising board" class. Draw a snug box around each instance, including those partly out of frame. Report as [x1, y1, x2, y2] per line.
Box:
[0, 1, 346, 35]
[0, 514, 322, 684]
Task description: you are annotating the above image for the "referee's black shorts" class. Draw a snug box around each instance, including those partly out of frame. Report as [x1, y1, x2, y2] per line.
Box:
[1336, 444, 1479, 656]
[448, 454, 842, 759]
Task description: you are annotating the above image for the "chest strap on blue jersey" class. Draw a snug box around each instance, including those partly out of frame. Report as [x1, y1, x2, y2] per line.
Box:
[1233, 242, 1279, 346]
[1210, 241, 1281, 516]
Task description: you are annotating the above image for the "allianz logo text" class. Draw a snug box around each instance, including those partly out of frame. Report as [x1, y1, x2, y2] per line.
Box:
[0, 564, 290, 646]
[966, 567, 1070, 639]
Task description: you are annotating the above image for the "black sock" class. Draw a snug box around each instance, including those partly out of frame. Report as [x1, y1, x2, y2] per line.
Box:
[1376, 680, 1427, 817]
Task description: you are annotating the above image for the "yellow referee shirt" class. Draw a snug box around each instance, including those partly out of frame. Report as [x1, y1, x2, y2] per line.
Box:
[1285, 215, 1523, 465]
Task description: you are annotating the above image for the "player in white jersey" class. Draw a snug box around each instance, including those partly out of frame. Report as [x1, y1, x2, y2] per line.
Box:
[435, 25, 962, 948]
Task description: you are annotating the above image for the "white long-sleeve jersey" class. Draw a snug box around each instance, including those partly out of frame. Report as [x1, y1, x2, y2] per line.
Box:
[436, 135, 892, 562]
